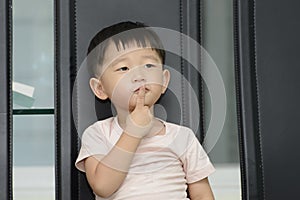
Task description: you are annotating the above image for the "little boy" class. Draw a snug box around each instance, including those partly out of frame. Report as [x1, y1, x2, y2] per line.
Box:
[75, 21, 215, 200]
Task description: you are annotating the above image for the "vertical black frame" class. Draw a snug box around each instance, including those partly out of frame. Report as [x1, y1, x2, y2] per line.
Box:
[234, 0, 300, 199]
[0, 0, 13, 199]
[180, 0, 205, 142]
[234, 0, 265, 199]
[55, 0, 80, 199]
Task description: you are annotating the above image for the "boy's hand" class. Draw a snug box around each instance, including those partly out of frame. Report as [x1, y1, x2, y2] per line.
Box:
[125, 86, 153, 138]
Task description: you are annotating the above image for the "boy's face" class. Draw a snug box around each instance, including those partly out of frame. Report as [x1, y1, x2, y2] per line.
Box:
[90, 41, 170, 112]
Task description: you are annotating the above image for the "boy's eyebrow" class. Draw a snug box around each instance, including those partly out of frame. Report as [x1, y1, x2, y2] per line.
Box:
[141, 55, 161, 62]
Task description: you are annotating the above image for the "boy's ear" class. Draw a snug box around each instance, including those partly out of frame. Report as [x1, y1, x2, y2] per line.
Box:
[161, 69, 170, 94]
[89, 78, 108, 100]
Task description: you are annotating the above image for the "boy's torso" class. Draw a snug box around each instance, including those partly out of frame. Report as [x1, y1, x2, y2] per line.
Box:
[93, 117, 194, 199]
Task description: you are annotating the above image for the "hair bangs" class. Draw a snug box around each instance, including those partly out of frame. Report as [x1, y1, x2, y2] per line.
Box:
[110, 29, 165, 63]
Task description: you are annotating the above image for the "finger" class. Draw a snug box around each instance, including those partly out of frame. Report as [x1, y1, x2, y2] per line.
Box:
[135, 86, 145, 109]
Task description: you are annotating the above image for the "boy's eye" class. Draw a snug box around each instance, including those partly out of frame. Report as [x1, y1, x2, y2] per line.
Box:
[144, 64, 156, 68]
[116, 66, 129, 71]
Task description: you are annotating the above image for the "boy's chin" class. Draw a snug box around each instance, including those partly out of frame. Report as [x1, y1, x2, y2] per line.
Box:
[128, 102, 152, 112]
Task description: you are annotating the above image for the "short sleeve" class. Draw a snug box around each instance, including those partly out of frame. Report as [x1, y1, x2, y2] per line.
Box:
[180, 134, 215, 184]
[75, 123, 110, 172]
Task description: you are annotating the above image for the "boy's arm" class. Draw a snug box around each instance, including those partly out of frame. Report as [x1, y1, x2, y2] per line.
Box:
[85, 133, 141, 198]
[188, 177, 215, 200]
[84, 86, 152, 198]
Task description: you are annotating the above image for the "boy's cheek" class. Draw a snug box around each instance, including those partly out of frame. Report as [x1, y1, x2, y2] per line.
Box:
[110, 83, 132, 105]
[146, 75, 163, 85]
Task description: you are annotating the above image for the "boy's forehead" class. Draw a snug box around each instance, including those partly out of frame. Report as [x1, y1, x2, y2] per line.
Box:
[102, 40, 158, 66]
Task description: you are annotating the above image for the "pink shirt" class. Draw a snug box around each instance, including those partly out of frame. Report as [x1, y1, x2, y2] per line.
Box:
[76, 117, 215, 200]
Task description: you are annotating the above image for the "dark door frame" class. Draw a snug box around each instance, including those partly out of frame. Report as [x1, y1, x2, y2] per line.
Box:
[233, 0, 265, 199]
[0, 0, 13, 199]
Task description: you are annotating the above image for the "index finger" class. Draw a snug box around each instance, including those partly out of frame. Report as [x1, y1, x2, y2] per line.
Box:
[135, 86, 145, 109]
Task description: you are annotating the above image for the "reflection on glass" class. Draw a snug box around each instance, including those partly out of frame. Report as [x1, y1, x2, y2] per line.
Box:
[12, 0, 54, 109]
[12, 0, 55, 198]
[13, 115, 55, 200]
[201, 0, 241, 199]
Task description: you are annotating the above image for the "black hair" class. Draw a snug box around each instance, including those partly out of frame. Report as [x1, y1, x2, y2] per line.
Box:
[86, 21, 165, 77]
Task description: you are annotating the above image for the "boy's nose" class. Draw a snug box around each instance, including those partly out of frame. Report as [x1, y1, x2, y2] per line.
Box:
[132, 74, 146, 83]
[131, 67, 146, 83]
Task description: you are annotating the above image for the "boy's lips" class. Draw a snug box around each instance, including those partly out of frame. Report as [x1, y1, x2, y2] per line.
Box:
[132, 86, 150, 93]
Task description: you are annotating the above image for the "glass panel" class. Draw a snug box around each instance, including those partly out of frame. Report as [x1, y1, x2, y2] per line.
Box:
[12, 0, 54, 109]
[13, 115, 55, 200]
[202, 0, 241, 199]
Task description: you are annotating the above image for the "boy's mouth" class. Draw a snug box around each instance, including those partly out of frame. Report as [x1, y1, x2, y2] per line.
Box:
[133, 86, 150, 94]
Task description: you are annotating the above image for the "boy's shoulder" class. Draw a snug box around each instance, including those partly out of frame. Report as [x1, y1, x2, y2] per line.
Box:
[162, 120, 197, 143]
[82, 117, 115, 139]
[163, 120, 194, 135]
[86, 117, 114, 130]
